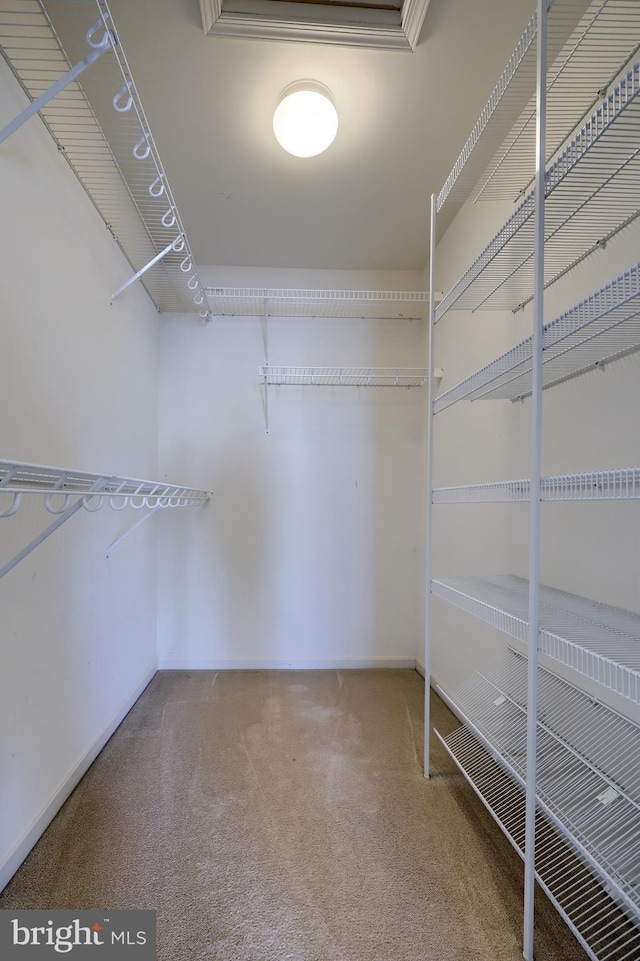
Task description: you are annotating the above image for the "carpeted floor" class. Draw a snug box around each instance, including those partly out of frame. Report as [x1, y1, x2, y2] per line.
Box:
[0, 670, 589, 960]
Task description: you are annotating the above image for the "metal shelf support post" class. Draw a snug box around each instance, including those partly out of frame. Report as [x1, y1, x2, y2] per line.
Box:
[524, 1, 547, 958]
[424, 192, 437, 779]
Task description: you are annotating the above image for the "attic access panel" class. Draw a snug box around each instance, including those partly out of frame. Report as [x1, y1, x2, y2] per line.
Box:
[199, 0, 431, 49]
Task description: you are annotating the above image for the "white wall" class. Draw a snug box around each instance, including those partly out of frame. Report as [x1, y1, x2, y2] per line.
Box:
[157, 267, 427, 668]
[0, 58, 160, 890]
[430, 183, 640, 721]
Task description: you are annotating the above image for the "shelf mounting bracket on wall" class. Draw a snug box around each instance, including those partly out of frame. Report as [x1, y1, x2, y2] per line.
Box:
[111, 238, 183, 301]
[0, 476, 110, 581]
[105, 504, 161, 556]
[0, 17, 111, 146]
[0, 460, 211, 580]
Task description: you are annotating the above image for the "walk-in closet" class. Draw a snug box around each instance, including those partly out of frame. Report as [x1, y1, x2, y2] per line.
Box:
[1, 1, 638, 959]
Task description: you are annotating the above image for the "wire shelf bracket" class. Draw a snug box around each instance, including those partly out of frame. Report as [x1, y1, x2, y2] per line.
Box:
[0, 459, 211, 580]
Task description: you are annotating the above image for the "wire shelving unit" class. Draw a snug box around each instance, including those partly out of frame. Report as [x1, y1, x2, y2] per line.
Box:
[258, 366, 435, 388]
[436, 60, 640, 319]
[206, 288, 430, 320]
[426, 1, 640, 957]
[0, 0, 210, 319]
[433, 467, 640, 503]
[0, 459, 211, 580]
[434, 650, 640, 961]
[431, 576, 640, 705]
[434, 262, 640, 411]
[438, 0, 640, 210]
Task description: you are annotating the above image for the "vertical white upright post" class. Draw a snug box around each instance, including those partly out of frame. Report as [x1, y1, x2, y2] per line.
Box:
[424, 192, 437, 778]
[263, 298, 270, 435]
[523, 1, 547, 958]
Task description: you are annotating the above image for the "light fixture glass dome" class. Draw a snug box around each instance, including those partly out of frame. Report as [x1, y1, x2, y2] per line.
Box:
[273, 81, 338, 158]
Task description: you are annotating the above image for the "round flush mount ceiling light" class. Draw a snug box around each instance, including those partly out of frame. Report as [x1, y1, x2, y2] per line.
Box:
[273, 81, 338, 158]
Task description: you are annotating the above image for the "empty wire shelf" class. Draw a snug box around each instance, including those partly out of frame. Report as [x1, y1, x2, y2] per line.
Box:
[434, 262, 640, 411]
[206, 288, 430, 320]
[439, 649, 640, 930]
[258, 366, 432, 387]
[436, 61, 640, 320]
[0, 0, 209, 317]
[433, 467, 640, 503]
[439, 0, 640, 210]
[0, 459, 211, 512]
[432, 575, 640, 704]
[435, 721, 640, 961]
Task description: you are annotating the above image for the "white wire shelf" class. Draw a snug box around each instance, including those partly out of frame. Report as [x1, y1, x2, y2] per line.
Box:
[433, 467, 640, 503]
[436, 60, 640, 320]
[258, 366, 437, 388]
[0, 459, 211, 513]
[440, 649, 640, 926]
[206, 288, 431, 320]
[435, 721, 640, 961]
[0, 0, 210, 318]
[432, 575, 640, 705]
[438, 0, 640, 211]
[434, 262, 640, 411]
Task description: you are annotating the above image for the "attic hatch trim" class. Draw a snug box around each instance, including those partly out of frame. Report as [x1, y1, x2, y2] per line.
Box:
[199, 0, 432, 50]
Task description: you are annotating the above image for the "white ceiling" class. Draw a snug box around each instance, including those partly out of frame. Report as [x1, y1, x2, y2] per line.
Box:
[106, 0, 534, 272]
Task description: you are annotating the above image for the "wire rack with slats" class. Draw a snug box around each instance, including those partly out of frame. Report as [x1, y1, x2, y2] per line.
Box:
[432, 575, 640, 705]
[435, 719, 640, 961]
[433, 467, 640, 503]
[0, 459, 211, 511]
[258, 366, 431, 388]
[206, 288, 430, 320]
[0, 0, 209, 317]
[438, 0, 640, 211]
[433, 262, 640, 411]
[436, 60, 640, 319]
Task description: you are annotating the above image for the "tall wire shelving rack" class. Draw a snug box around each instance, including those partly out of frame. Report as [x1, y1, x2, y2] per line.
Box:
[425, 2, 640, 959]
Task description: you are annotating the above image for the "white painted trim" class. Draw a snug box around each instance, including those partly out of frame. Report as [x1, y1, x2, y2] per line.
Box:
[431, 674, 467, 725]
[158, 656, 417, 670]
[415, 659, 426, 679]
[0, 662, 158, 894]
[199, 0, 431, 49]
[401, 0, 432, 50]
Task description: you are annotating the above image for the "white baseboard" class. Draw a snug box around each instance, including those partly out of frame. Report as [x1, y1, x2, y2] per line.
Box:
[0, 661, 157, 894]
[157, 655, 417, 671]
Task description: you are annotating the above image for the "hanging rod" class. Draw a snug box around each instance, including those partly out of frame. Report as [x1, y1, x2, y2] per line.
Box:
[0, 0, 210, 320]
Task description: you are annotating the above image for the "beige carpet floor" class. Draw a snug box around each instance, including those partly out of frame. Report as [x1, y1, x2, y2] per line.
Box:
[0, 670, 589, 961]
